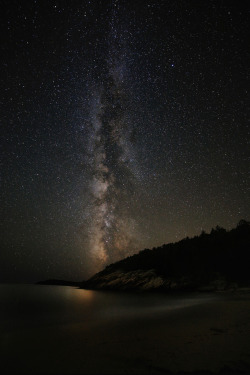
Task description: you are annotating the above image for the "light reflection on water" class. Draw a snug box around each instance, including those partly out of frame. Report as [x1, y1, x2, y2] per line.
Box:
[0, 284, 222, 374]
[0, 284, 216, 334]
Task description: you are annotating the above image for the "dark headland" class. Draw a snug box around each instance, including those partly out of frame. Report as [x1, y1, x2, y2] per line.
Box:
[38, 220, 250, 293]
[36, 279, 80, 286]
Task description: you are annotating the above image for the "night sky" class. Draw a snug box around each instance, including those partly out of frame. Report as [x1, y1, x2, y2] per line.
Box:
[1, 0, 249, 283]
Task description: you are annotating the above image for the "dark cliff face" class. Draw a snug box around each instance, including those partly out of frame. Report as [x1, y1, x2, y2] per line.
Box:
[83, 269, 167, 291]
[82, 269, 228, 292]
[81, 221, 250, 292]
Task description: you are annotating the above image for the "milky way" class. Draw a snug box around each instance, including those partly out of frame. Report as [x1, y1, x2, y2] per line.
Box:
[86, 44, 139, 272]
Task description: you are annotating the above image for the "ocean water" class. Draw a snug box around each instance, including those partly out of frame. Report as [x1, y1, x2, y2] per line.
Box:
[0, 284, 216, 374]
[0, 284, 216, 330]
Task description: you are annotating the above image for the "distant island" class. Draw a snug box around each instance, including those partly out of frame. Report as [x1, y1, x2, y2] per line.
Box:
[38, 220, 250, 292]
[36, 279, 80, 287]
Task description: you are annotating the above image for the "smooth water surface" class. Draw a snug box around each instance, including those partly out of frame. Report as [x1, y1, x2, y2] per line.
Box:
[0, 284, 215, 331]
[0, 284, 217, 374]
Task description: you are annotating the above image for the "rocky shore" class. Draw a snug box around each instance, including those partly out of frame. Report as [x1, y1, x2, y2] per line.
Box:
[81, 268, 239, 292]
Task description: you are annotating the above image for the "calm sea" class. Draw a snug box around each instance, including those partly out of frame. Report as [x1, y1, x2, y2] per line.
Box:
[0, 284, 216, 374]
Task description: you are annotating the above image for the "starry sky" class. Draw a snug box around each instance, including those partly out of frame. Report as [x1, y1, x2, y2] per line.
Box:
[1, 0, 249, 283]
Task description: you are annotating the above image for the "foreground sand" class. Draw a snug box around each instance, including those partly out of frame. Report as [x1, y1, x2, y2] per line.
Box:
[1, 289, 250, 374]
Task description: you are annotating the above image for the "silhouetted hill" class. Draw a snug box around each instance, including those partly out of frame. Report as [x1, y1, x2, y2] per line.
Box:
[81, 220, 250, 292]
[36, 279, 80, 286]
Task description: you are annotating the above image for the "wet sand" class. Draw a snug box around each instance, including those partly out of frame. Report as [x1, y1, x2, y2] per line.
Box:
[1, 289, 250, 374]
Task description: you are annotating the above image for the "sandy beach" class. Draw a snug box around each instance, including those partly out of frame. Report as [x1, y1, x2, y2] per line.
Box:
[1, 288, 250, 374]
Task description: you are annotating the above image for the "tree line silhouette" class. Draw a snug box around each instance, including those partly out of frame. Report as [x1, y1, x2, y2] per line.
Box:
[96, 220, 250, 287]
